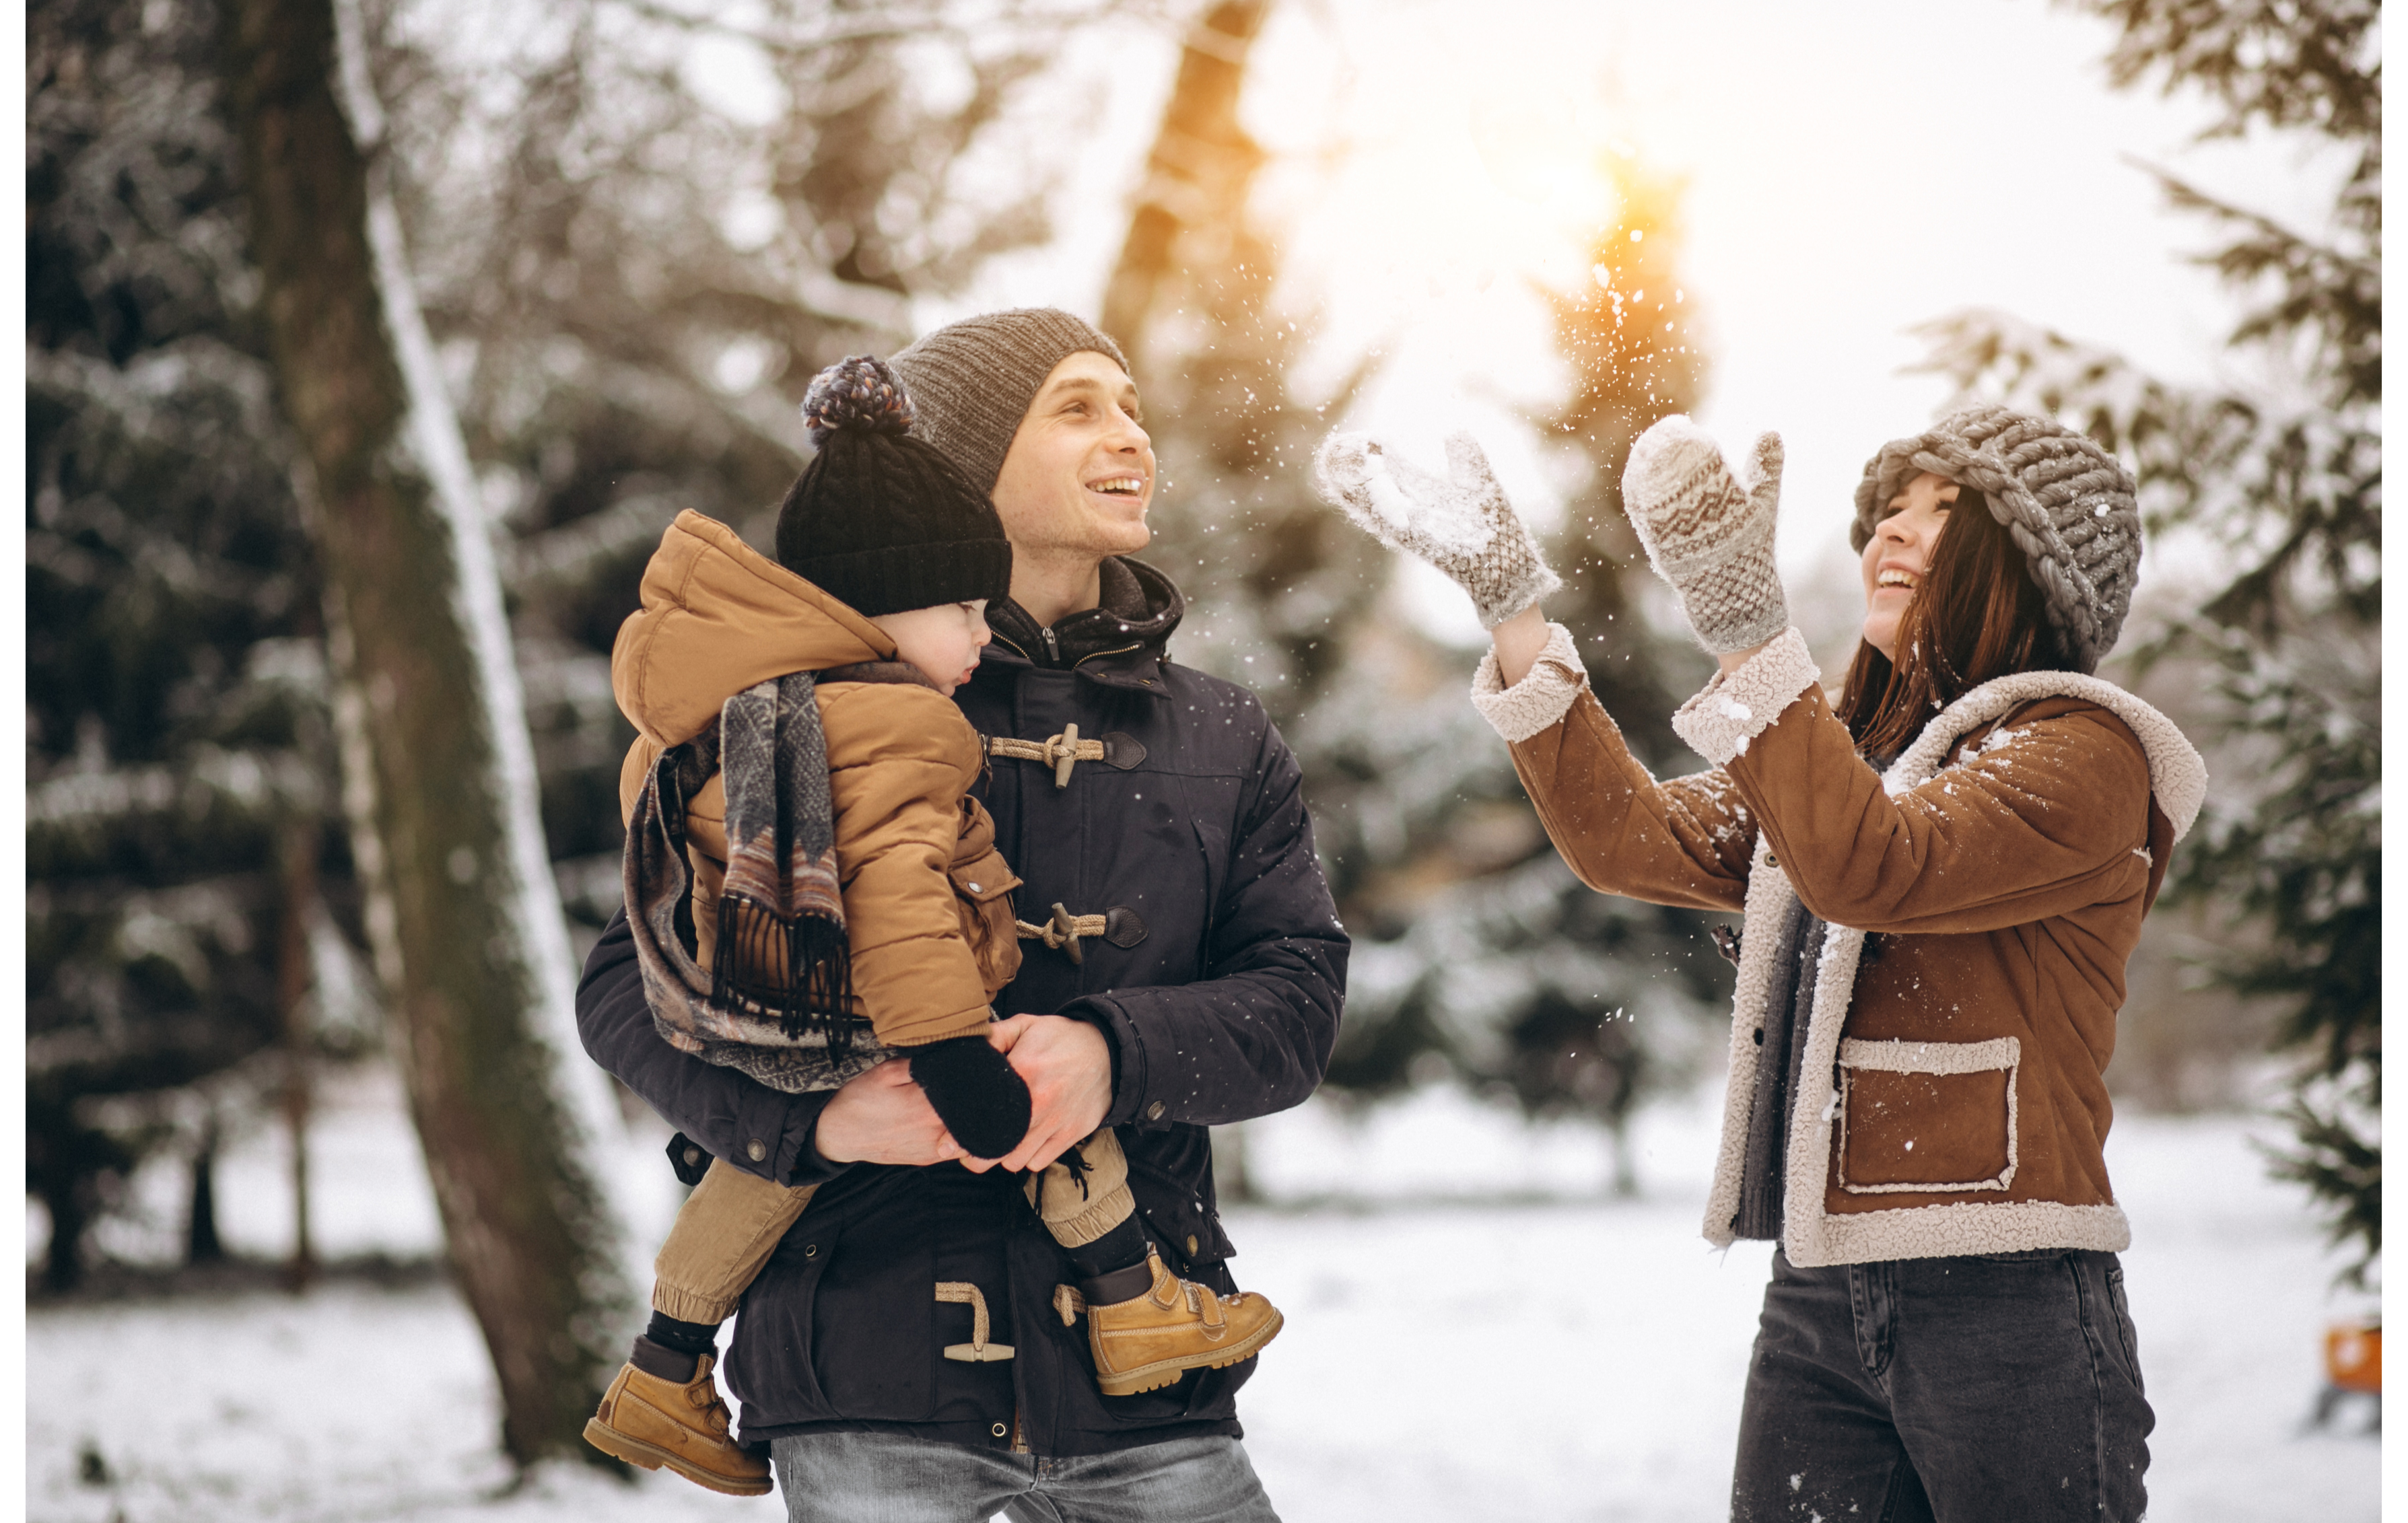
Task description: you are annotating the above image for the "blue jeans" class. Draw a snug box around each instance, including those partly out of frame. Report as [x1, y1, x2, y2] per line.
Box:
[769, 1430, 1282, 1523]
[1731, 1248, 2152, 1522]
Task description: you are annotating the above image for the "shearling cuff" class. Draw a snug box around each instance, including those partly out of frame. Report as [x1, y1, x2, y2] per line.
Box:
[1669, 627, 1820, 765]
[1470, 622, 1589, 743]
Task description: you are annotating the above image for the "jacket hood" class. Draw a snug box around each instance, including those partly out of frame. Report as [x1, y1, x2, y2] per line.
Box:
[612, 509, 898, 749]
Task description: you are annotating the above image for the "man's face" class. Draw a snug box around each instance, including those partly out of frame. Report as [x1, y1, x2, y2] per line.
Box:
[988, 351, 1155, 561]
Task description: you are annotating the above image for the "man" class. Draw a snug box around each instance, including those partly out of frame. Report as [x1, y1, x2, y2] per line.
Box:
[576, 307, 1346, 1520]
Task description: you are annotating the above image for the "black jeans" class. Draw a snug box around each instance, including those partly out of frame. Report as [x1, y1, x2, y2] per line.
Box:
[1731, 1248, 2152, 1522]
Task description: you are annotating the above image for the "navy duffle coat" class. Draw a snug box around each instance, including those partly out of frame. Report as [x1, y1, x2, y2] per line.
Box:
[576, 556, 1347, 1456]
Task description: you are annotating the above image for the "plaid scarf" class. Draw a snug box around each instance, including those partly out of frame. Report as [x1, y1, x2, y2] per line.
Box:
[622, 672, 885, 1094]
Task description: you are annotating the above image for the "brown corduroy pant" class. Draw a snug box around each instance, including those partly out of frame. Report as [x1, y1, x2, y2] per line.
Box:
[652, 1127, 1138, 1324]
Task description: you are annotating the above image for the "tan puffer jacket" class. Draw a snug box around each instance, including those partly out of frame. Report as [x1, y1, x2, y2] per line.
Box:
[613, 511, 1021, 1049]
[1470, 625, 2207, 1267]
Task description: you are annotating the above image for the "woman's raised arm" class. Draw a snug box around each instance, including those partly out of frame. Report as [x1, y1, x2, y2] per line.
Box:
[1490, 602, 1554, 687]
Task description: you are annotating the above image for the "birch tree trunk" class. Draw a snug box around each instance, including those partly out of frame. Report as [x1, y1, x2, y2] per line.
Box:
[220, 0, 635, 1466]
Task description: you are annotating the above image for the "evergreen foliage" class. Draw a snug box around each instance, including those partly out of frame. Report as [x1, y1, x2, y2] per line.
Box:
[1374, 159, 1727, 1182]
[372, 1, 1081, 931]
[28, 0, 349, 1291]
[1085, 3, 1727, 1174]
[26, 0, 1087, 1290]
[1913, 0, 2378, 1283]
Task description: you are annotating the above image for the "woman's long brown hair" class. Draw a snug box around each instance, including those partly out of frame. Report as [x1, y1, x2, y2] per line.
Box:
[1834, 487, 2077, 760]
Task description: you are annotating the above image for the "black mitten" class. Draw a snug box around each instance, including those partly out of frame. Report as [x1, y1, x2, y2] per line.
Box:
[909, 1036, 1032, 1160]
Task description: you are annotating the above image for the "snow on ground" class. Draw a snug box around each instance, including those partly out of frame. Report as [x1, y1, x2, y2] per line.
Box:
[28, 1072, 2379, 1522]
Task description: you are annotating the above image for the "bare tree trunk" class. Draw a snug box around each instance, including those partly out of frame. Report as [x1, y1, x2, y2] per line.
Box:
[277, 822, 319, 1293]
[220, 0, 634, 1466]
[186, 1119, 226, 1265]
[1605, 1114, 1638, 1199]
[1212, 1122, 1256, 1205]
[1098, 0, 1272, 363]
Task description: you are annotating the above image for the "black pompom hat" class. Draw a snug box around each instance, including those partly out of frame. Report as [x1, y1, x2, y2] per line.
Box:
[773, 355, 1013, 617]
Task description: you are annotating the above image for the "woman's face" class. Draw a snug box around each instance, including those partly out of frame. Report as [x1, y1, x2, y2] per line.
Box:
[1861, 470, 1960, 661]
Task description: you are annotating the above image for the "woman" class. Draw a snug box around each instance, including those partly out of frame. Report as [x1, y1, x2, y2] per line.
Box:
[1315, 405, 2197, 1522]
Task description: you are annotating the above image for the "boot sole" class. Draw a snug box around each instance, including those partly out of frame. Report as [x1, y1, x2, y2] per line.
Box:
[582, 1417, 775, 1497]
[1095, 1308, 1284, 1397]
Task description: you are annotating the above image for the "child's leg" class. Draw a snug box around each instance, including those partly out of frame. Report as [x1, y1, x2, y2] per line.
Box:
[1025, 1128, 1144, 1283]
[1028, 1129, 1283, 1398]
[653, 1158, 817, 1329]
[584, 1158, 809, 1495]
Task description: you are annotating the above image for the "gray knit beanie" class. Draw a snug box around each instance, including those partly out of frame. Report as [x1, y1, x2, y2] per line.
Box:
[1851, 404, 2141, 672]
[889, 308, 1132, 493]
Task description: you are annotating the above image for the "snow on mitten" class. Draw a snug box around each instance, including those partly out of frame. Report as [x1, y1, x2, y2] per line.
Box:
[1314, 429, 1561, 629]
[1620, 416, 1790, 654]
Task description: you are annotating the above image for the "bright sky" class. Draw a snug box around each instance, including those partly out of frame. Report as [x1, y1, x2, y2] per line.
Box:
[919, 0, 2340, 641]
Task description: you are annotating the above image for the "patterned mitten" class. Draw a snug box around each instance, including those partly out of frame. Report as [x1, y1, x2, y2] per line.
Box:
[1314, 430, 1561, 629]
[1620, 415, 1789, 653]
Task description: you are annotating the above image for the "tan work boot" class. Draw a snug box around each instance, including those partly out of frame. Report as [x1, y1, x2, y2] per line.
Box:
[583, 1348, 773, 1497]
[1081, 1245, 1283, 1397]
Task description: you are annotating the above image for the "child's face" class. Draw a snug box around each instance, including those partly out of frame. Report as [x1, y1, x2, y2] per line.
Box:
[868, 600, 992, 695]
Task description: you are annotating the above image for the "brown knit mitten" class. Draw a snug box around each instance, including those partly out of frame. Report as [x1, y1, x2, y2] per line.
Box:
[1314, 429, 1561, 629]
[1620, 415, 1789, 653]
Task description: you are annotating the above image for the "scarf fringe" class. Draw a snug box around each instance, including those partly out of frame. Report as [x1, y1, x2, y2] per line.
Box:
[710, 892, 859, 1051]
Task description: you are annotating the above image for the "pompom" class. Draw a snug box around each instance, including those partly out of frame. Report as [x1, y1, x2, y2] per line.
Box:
[802, 355, 914, 445]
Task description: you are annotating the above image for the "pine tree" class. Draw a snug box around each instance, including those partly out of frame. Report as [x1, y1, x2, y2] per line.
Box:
[376, 0, 1083, 943]
[1479, 154, 1728, 1189]
[28, 0, 1087, 1294]
[1913, 0, 2378, 1283]
[1099, 0, 1385, 719]
[1538, 155, 1716, 767]
[1089, 11, 1738, 1191]
[1091, 0, 1386, 1197]
[27, 0, 355, 1291]
[1327, 158, 1730, 1193]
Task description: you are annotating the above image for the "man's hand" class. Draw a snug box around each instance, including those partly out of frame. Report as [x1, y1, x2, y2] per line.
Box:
[983, 1014, 1114, 1174]
[814, 1059, 968, 1167]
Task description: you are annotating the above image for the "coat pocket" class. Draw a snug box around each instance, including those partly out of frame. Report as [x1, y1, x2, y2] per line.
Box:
[949, 845, 1024, 997]
[804, 1208, 940, 1419]
[1834, 1036, 2020, 1194]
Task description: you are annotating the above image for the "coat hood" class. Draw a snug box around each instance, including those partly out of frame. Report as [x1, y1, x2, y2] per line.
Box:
[612, 509, 898, 750]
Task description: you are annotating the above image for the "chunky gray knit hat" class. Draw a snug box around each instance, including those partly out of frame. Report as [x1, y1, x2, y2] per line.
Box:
[1851, 404, 2141, 672]
[888, 308, 1132, 493]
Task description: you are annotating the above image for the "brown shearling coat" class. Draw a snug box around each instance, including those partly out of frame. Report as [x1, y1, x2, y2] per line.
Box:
[613, 510, 1020, 1049]
[1471, 624, 2207, 1267]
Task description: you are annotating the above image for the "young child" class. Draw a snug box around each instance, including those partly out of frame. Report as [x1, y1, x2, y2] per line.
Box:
[583, 357, 1282, 1497]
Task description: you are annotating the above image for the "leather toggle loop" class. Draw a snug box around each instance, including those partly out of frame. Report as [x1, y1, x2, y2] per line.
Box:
[1016, 905, 1148, 962]
[985, 729, 1145, 786]
[936, 1281, 1016, 1362]
[1053, 1284, 1089, 1326]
